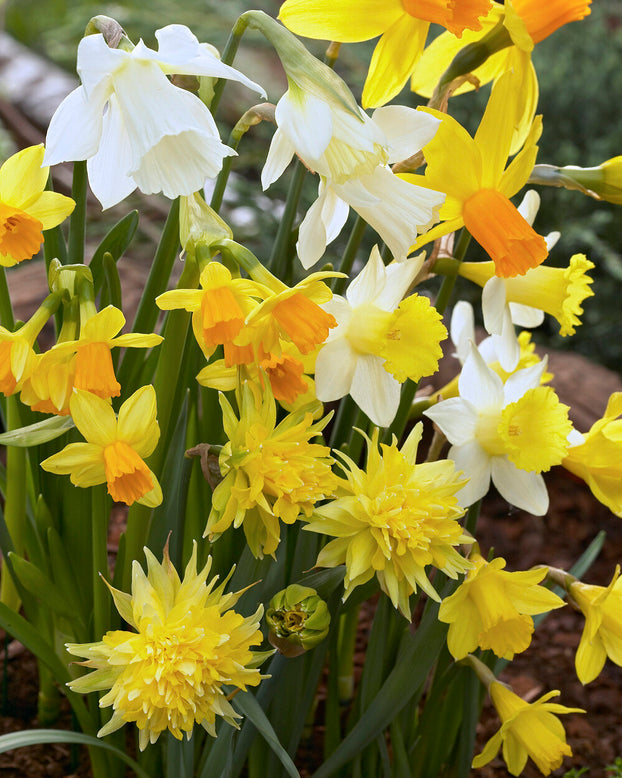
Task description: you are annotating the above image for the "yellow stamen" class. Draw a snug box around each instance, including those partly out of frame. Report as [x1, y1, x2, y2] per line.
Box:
[513, 0, 591, 44]
[0, 202, 44, 262]
[0, 341, 17, 395]
[261, 352, 307, 405]
[103, 440, 154, 505]
[272, 294, 336, 354]
[200, 286, 245, 348]
[402, 0, 491, 36]
[74, 342, 121, 398]
[463, 189, 547, 277]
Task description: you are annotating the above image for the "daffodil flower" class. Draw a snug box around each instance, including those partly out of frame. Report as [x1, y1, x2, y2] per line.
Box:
[40, 386, 162, 507]
[0, 145, 74, 267]
[44, 25, 265, 208]
[66, 543, 264, 750]
[315, 246, 446, 427]
[424, 345, 579, 514]
[279, 0, 493, 108]
[473, 681, 584, 776]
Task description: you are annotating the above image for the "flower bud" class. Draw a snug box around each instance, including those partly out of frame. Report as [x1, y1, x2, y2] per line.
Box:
[530, 158, 622, 205]
[266, 585, 330, 657]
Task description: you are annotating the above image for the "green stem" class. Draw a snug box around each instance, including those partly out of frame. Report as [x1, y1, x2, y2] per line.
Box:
[434, 229, 471, 316]
[269, 159, 307, 279]
[381, 379, 418, 445]
[337, 606, 359, 703]
[67, 161, 88, 265]
[0, 268, 14, 329]
[329, 396, 359, 449]
[464, 499, 481, 537]
[91, 487, 111, 643]
[209, 15, 250, 116]
[332, 216, 367, 296]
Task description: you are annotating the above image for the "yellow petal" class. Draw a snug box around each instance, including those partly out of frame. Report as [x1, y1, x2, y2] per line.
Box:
[279, 0, 403, 42]
[474, 70, 518, 188]
[0, 145, 48, 208]
[70, 389, 117, 446]
[117, 385, 160, 458]
[26, 190, 75, 230]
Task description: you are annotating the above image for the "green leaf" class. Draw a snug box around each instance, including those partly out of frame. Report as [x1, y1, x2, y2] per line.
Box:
[8, 553, 81, 624]
[233, 691, 300, 778]
[0, 729, 150, 778]
[0, 415, 74, 447]
[90, 210, 139, 293]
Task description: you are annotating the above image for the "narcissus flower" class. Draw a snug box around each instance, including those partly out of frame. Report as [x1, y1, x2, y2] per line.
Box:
[473, 680, 584, 776]
[44, 25, 264, 208]
[424, 345, 578, 514]
[305, 424, 471, 618]
[315, 246, 447, 426]
[40, 386, 162, 506]
[205, 383, 338, 558]
[439, 554, 565, 660]
[562, 393, 622, 517]
[569, 566, 622, 684]
[279, 0, 492, 108]
[0, 144, 74, 267]
[66, 544, 264, 750]
[407, 70, 546, 278]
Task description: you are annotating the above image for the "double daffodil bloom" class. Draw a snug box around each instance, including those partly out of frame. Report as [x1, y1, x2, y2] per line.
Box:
[41, 386, 162, 507]
[569, 566, 622, 685]
[439, 554, 565, 660]
[66, 544, 264, 750]
[473, 681, 584, 776]
[407, 69, 547, 278]
[279, 0, 493, 108]
[563, 393, 622, 517]
[0, 144, 74, 267]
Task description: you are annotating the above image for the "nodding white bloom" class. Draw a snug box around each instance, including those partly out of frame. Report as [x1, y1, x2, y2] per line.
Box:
[262, 87, 445, 267]
[424, 345, 581, 514]
[315, 246, 446, 427]
[44, 25, 265, 208]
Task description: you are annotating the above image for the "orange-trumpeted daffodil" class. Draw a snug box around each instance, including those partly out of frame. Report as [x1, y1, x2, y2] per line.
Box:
[407, 69, 546, 278]
[0, 144, 74, 267]
[279, 0, 493, 108]
[40, 386, 162, 506]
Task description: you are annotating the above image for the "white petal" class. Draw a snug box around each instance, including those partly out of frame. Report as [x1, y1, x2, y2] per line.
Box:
[503, 358, 547, 404]
[276, 91, 333, 164]
[545, 230, 561, 251]
[350, 355, 401, 427]
[44, 86, 105, 165]
[482, 277, 508, 335]
[346, 245, 387, 307]
[424, 398, 478, 445]
[450, 301, 475, 364]
[517, 189, 540, 227]
[375, 255, 424, 310]
[261, 129, 295, 190]
[321, 183, 350, 244]
[322, 295, 353, 330]
[458, 345, 504, 410]
[508, 302, 544, 328]
[371, 105, 441, 163]
[491, 458, 549, 515]
[492, 311, 520, 373]
[297, 182, 349, 269]
[449, 441, 492, 508]
[314, 338, 357, 401]
[76, 33, 127, 96]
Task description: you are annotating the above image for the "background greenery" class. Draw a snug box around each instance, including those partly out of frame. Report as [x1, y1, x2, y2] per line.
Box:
[2, 0, 622, 369]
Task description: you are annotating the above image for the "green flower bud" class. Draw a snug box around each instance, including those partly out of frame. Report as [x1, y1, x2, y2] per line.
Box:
[266, 585, 330, 657]
[529, 159, 622, 205]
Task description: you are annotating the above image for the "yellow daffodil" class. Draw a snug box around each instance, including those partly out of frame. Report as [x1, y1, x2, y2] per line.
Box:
[20, 350, 76, 416]
[407, 69, 546, 278]
[40, 386, 162, 506]
[439, 554, 565, 660]
[305, 424, 471, 618]
[0, 144, 74, 267]
[563, 393, 622, 517]
[279, 0, 493, 108]
[205, 382, 338, 558]
[569, 565, 622, 685]
[66, 543, 264, 750]
[473, 680, 584, 775]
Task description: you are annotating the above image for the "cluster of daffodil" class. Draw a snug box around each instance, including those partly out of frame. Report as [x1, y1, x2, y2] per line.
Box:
[0, 1, 621, 776]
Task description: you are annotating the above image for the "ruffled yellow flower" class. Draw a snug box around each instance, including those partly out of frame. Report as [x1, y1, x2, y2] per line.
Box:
[205, 383, 338, 558]
[439, 554, 565, 659]
[279, 0, 492, 108]
[305, 424, 471, 617]
[66, 544, 264, 751]
[406, 69, 546, 278]
[563, 393, 622, 517]
[473, 681, 584, 776]
[569, 565, 622, 685]
[0, 144, 74, 267]
[40, 386, 162, 506]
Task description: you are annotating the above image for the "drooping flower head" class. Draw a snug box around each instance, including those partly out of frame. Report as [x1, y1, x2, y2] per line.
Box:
[40, 386, 162, 506]
[279, 0, 493, 108]
[569, 565, 622, 685]
[315, 246, 447, 426]
[205, 382, 338, 558]
[0, 144, 74, 267]
[305, 423, 472, 617]
[439, 554, 565, 660]
[66, 543, 264, 750]
[44, 24, 265, 208]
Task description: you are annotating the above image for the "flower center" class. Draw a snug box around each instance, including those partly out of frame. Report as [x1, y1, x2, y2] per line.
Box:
[260, 352, 307, 405]
[346, 303, 392, 356]
[74, 342, 121, 398]
[0, 202, 44, 263]
[103, 440, 154, 505]
[402, 0, 491, 36]
[476, 408, 506, 457]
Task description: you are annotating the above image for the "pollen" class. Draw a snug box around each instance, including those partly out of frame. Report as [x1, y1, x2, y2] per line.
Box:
[103, 440, 154, 505]
[0, 203, 44, 263]
[74, 342, 121, 398]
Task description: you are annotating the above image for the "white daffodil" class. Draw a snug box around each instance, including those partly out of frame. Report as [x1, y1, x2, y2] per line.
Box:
[424, 345, 582, 515]
[315, 246, 446, 426]
[262, 87, 445, 268]
[44, 25, 265, 208]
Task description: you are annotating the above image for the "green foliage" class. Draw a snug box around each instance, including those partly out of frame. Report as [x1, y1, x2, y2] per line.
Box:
[606, 757, 622, 777]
